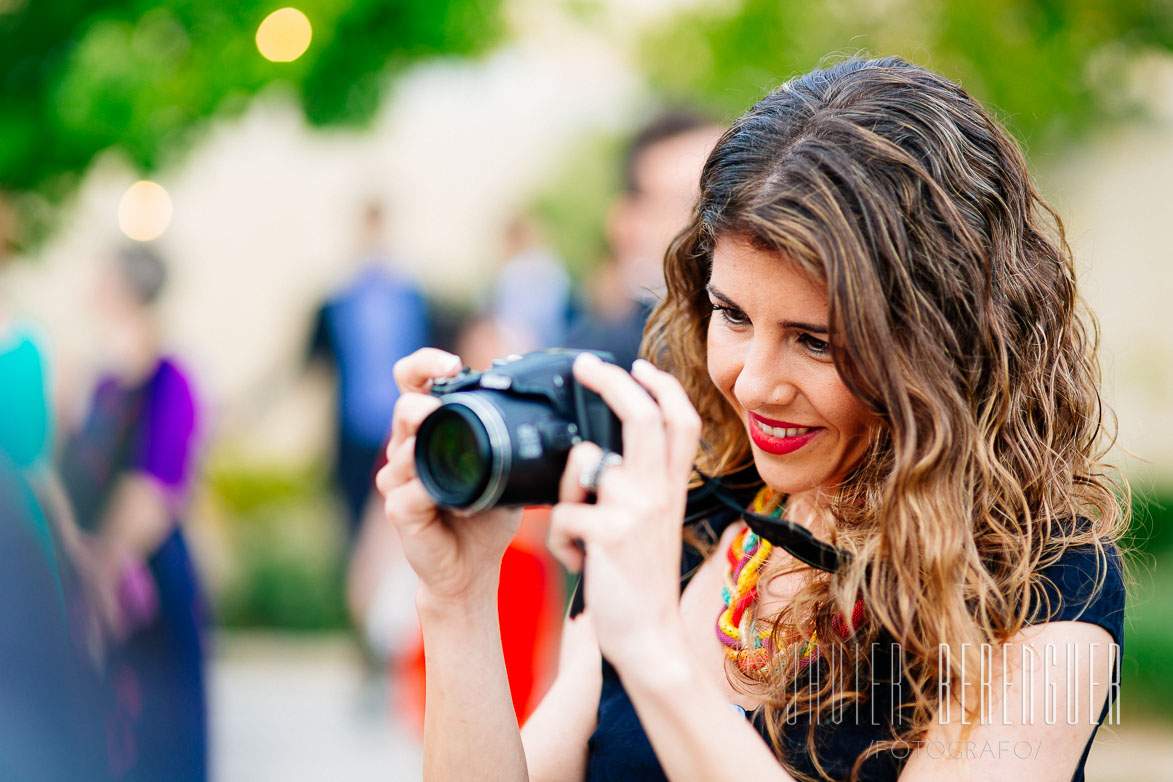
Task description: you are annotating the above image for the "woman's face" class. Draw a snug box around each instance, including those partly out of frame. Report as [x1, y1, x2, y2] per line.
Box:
[706, 235, 877, 504]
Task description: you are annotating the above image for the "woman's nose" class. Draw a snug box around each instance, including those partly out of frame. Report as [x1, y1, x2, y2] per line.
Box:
[733, 340, 798, 410]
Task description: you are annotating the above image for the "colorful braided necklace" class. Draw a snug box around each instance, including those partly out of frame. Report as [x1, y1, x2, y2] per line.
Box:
[716, 487, 783, 672]
[716, 487, 867, 674]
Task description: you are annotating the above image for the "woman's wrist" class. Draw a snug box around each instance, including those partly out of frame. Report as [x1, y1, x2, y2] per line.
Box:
[415, 575, 501, 623]
[606, 617, 694, 687]
[618, 646, 695, 701]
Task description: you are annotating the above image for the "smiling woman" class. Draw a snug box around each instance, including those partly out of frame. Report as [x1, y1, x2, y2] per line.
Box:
[639, 54, 1126, 781]
[705, 236, 877, 497]
[378, 55, 1127, 782]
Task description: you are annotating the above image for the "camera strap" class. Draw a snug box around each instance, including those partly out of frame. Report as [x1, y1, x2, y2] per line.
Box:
[689, 468, 851, 574]
[569, 465, 852, 620]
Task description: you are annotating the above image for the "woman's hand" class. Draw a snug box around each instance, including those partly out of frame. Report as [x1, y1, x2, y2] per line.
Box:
[548, 354, 702, 671]
[375, 348, 522, 606]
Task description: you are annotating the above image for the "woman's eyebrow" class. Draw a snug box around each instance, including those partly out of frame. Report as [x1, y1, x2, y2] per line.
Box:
[705, 283, 829, 334]
[706, 283, 737, 307]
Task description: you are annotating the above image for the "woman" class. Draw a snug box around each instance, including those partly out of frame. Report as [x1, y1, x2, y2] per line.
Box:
[60, 245, 207, 782]
[377, 57, 1126, 781]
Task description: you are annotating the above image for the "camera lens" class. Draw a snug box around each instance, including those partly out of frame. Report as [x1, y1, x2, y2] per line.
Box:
[414, 395, 509, 511]
[414, 350, 624, 513]
[425, 412, 488, 498]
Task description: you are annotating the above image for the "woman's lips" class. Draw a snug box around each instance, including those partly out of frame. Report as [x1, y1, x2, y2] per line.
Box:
[747, 413, 822, 455]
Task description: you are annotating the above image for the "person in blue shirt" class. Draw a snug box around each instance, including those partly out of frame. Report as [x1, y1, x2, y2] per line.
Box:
[309, 201, 430, 540]
[378, 57, 1126, 782]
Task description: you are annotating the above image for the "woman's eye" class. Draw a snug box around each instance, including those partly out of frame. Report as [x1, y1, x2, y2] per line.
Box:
[799, 333, 830, 356]
[711, 304, 749, 327]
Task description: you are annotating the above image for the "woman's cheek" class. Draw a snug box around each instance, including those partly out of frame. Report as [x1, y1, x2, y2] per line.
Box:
[706, 328, 742, 405]
[815, 367, 877, 461]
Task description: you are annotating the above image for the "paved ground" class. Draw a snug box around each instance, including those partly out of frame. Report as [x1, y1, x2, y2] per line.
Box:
[211, 631, 1173, 782]
[210, 633, 422, 782]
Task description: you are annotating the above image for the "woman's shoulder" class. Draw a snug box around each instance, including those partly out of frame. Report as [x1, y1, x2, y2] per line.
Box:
[152, 355, 195, 389]
[1027, 524, 1126, 648]
[148, 357, 199, 414]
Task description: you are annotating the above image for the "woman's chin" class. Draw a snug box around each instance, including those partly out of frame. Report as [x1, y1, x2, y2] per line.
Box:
[749, 455, 817, 497]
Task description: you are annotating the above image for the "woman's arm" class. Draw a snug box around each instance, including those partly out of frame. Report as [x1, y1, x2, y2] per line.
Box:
[522, 610, 604, 782]
[98, 472, 174, 559]
[899, 620, 1115, 781]
[415, 580, 528, 781]
[615, 628, 799, 781]
[408, 535, 608, 782]
[377, 349, 526, 781]
[546, 355, 800, 782]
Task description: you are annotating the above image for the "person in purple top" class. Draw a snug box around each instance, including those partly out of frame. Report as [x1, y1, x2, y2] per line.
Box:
[60, 244, 207, 782]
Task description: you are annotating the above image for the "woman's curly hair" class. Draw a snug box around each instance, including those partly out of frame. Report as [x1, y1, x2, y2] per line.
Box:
[644, 55, 1129, 781]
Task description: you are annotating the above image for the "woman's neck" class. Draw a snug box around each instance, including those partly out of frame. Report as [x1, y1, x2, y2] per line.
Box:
[109, 313, 162, 383]
[779, 488, 834, 541]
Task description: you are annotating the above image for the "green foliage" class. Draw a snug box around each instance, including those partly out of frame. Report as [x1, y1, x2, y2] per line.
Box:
[0, 0, 503, 245]
[639, 0, 1173, 153]
[1118, 489, 1173, 720]
[206, 459, 349, 632]
[531, 0, 1173, 288]
[1125, 490, 1173, 554]
[214, 498, 349, 632]
[1122, 551, 1173, 720]
[529, 130, 627, 280]
[207, 458, 328, 515]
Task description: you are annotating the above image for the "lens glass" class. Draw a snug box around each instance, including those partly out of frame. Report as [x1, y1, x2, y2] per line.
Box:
[425, 412, 489, 499]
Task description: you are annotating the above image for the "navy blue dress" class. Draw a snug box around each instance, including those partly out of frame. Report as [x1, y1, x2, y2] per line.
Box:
[60, 362, 208, 782]
[579, 510, 1125, 782]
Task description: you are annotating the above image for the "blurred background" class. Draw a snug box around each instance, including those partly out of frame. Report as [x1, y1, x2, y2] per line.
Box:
[2, 0, 1172, 780]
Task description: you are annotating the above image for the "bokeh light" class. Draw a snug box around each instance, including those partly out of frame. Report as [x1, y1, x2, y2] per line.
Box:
[256, 8, 312, 63]
[118, 180, 173, 242]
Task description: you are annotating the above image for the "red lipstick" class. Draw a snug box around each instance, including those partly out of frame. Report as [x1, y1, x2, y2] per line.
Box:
[747, 412, 822, 455]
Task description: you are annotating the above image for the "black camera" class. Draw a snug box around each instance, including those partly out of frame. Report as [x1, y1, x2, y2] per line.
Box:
[413, 349, 623, 512]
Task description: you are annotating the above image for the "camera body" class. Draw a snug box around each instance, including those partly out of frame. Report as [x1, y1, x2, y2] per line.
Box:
[413, 348, 623, 512]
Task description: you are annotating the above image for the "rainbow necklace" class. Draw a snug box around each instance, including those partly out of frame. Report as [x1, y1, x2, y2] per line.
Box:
[716, 487, 858, 674]
[716, 487, 783, 672]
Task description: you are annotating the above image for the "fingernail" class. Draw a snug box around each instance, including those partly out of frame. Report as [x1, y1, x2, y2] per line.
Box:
[575, 352, 601, 366]
[632, 358, 654, 374]
[441, 353, 462, 372]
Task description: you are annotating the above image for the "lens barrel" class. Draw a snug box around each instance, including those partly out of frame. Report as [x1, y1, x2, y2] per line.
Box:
[414, 390, 579, 512]
[414, 348, 622, 512]
[415, 393, 511, 513]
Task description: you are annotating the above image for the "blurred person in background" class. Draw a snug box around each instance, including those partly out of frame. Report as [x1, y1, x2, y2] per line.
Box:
[0, 191, 52, 487]
[0, 453, 112, 782]
[490, 213, 573, 352]
[59, 245, 207, 782]
[0, 197, 114, 781]
[0, 196, 78, 778]
[0, 201, 55, 554]
[307, 200, 430, 545]
[349, 312, 564, 728]
[566, 111, 723, 370]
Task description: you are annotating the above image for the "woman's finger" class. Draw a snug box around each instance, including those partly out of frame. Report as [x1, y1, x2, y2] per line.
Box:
[393, 348, 463, 395]
[377, 435, 417, 495]
[548, 502, 597, 573]
[558, 441, 604, 505]
[386, 393, 443, 457]
[375, 461, 394, 497]
[382, 478, 440, 536]
[572, 352, 665, 476]
[630, 359, 702, 484]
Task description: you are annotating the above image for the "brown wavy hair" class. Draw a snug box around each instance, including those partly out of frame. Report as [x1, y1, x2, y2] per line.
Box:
[644, 56, 1129, 780]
